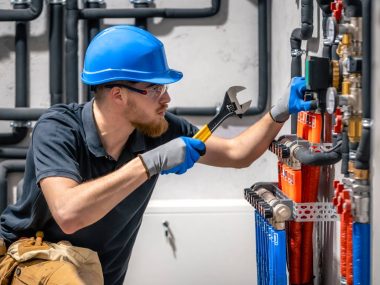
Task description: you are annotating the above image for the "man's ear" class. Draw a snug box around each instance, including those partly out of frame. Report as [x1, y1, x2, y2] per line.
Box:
[110, 87, 128, 105]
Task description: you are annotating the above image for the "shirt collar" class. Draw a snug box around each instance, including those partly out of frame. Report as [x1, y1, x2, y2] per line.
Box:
[82, 99, 146, 158]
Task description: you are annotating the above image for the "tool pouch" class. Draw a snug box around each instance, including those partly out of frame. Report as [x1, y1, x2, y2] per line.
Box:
[0, 234, 103, 285]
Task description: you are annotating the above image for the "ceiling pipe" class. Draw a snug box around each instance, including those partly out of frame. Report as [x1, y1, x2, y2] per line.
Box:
[79, 0, 220, 19]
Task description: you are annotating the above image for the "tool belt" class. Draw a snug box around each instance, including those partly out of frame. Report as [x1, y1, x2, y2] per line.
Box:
[0, 232, 103, 285]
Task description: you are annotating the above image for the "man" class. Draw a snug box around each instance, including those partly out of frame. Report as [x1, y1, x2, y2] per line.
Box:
[0, 25, 311, 284]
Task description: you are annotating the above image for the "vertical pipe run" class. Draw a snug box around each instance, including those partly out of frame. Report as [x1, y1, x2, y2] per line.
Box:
[49, 2, 64, 105]
[65, 0, 79, 103]
[15, 7, 28, 108]
[84, 0, 101, 102]
[353, 223, 370, 285]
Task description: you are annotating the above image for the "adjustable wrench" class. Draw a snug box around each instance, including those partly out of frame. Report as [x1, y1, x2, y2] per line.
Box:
[193, 86, 251, 142]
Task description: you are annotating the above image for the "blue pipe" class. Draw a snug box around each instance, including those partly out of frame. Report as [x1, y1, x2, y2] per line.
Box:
[274, 229, 287, 285]
[353, 223, 370, 285]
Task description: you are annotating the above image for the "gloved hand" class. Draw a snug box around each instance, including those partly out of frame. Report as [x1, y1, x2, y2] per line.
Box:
[270, 77, 312, 123]
[139, 136, 206, 177]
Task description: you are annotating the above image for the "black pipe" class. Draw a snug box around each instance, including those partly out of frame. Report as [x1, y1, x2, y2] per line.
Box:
[316, 0, 333, 59]
[0, 147, 28, 159]
[15, 10, 28, 108]
[169, 0, 269, 116]
[294, 145, 341, 166]
[290, 0, 314, 133]
[300, 0, 314, 39]
[79, 0, 221, 19]
[84, 0, 102, 102]
[0, 4, 30, 146]
[341, 128, 349, 175]
[65, 0, 80, 103]
[0, 0, 42, 21]
[133, 2, 151, 30]
[0, 160, 26, 213]
[49, 2, 64, 105]
[245, 0, 269, 116]
[355, 0, 371, 170]
[290, 29, 302, 134]
[360, 0, 371, 120]
[0, 108, 46, 121]
[343, 0, 362, 17]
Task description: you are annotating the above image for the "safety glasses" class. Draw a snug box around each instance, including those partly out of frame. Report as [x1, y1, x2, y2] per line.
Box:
[104, 83, 168, 98]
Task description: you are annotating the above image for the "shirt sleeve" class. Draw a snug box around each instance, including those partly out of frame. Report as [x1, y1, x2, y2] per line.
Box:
[32, 117, 83, 184]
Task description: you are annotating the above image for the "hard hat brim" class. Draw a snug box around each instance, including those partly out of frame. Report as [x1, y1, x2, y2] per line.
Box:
[82, 69, 183, 86]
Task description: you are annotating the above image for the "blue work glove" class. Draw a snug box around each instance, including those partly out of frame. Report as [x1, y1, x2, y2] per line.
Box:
[138, 136, 206, 177]
[270, 77, 312, 123]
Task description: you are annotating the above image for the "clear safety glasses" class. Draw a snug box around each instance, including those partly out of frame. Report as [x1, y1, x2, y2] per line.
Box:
[104, 83, 168, 98]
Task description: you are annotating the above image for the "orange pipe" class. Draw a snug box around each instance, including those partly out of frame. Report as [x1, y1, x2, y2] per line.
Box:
[288, 221, 302, 284]
[300, 165, 320, 284]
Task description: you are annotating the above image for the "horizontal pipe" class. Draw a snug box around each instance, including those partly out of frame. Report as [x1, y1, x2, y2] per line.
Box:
[0, 0, 43, 21]
[293, 145, 341, 166]
[0, 108, 46, 121]
[0, 160, 26, 212]
[80, 0, 220, 19]
[0, 147, 28, 159]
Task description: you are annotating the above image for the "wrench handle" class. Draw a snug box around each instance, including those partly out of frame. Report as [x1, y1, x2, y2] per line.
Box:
[193, 125, 212, 142]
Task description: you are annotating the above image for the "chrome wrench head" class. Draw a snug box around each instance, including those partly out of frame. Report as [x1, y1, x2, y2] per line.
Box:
[226, 86, 251, 115]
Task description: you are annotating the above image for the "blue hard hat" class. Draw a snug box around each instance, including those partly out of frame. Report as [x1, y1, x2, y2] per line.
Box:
[81, 25, 183, 85]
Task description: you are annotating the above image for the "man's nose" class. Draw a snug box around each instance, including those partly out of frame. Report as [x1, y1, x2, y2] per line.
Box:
[159, 90, 171, 104]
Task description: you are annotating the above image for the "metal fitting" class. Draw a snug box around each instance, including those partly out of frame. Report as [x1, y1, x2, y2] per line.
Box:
[352, 182, 370, 223]
[10, 121, 32, 128]
[11, 0, 31, 5]
[291, 49, 305, 57]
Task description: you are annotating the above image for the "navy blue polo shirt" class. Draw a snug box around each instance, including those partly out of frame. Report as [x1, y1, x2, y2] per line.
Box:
[0, 99, 198, 285]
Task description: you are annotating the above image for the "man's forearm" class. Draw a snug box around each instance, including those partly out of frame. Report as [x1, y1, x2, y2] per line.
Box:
[230, 112, 283, 167]
[41, 157, 149, 234]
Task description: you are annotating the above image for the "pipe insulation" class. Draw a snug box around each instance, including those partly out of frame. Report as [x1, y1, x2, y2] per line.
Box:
[0, 0, 42, 21]
[49, 3, 64, 105]
[293, 145, 342, 166]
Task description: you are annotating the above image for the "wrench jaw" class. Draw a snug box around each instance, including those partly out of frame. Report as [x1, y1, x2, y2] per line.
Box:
[226, 85, 251, 116]
[193, 85, 251, 142]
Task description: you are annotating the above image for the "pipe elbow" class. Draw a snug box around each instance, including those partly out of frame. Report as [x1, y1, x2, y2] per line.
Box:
[294, 147, 342, 166]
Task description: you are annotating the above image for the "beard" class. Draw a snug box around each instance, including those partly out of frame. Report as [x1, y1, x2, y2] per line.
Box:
[132, 117, 169, 137]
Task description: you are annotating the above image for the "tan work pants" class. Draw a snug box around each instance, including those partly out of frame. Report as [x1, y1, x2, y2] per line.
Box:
[0, 237, 103, 285]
